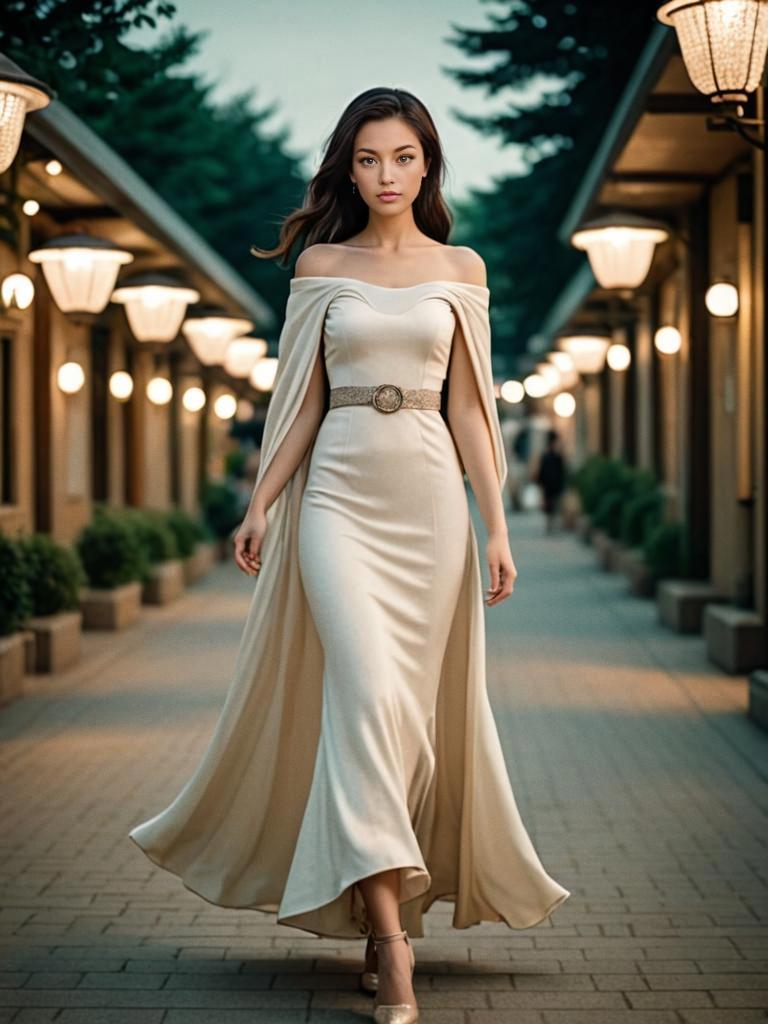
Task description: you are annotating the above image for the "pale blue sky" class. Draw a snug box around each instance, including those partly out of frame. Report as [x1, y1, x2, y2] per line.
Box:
[129, 0, 540, 202]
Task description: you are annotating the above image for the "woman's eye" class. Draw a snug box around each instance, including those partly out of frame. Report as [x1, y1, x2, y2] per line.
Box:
[398, 154, 413, 163]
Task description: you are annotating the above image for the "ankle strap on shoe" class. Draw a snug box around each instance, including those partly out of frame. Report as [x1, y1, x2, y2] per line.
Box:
[372, 928, 408, 946]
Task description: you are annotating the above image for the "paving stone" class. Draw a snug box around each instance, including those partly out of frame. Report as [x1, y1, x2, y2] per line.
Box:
[0, 513, 766, 1021]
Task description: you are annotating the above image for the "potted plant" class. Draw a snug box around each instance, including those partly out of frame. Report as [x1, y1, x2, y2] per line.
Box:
[75, 506, 148, 630]
[617, 477, 665, 596]
[115, 507, 185, 605]
[19, 533, 86, 672]
[0, 532, 32, 706]
[166, 507, 217, 584]
[201, 479, 243, 561]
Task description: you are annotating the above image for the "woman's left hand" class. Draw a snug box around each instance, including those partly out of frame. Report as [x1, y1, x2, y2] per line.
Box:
[485, 531, 518, 606]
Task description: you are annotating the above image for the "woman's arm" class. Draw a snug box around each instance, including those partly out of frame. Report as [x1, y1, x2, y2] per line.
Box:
[446, 317, 517, 606]
[233, 342, 326, 576]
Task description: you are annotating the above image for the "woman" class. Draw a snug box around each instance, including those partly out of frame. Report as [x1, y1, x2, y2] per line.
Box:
[129, 86, 570, 1024]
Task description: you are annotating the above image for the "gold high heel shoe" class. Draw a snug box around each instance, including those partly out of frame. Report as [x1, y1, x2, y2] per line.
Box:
[360, 932, 378, 994]
[371, 928, 418, 1024]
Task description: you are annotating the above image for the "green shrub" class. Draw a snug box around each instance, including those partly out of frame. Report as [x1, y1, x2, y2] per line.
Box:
[115, 507, 179, 564]
[620, 487, 665, 548]
[0, 532, 32, 636]
[19, 534, 86, 616]
[75, 508, 148, 589]
[572, 455, 626, 515]
[591, 488, 626, 537]
[643, 519, 692, 580]
[201, 480, 242, 540]
[165, 507, 206, 558]
[224, 447, 247, 479]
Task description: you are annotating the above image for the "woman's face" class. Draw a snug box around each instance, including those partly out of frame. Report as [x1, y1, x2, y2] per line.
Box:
[350, 116, 431, 213]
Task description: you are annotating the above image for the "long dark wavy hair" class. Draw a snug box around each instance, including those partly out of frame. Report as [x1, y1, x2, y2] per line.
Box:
[250, 87, 453, 267]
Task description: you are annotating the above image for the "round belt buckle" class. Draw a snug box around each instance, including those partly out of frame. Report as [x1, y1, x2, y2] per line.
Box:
[372, 384, 403, 413]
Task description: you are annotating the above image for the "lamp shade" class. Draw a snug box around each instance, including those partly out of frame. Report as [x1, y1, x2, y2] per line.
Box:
[558, 333, 611, 374]
[223, 338, 268, 378]
[181, 306, 254, 365]
[112, 272, 200, 342]
[0, 55, 54, 173]
[657, 0, 768, 104]
[249, 356, 279, 391]
[28, 234, 133, 313]
[571, 212, 669, 289]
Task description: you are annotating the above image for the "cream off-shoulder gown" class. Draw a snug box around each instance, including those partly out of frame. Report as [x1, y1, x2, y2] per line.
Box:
[129, 275, 571, 940]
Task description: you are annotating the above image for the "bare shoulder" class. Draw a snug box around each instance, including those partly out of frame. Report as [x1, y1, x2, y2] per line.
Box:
[447, 245, 487, 287]
[293, 243, 346, 279]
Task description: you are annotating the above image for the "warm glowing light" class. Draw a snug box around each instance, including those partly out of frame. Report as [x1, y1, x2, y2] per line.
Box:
[0, 57, 53, 172]
[558, 334, 611, 374]
[45, 159, 62, 175]
[657, 0, 768, 105]
[500, 379, 525, 404]
[112, 274, 200, 343]
[705, 281, 739, 317]
[22, 199, 39, 216]
[524, 373, 550, 398]
[606, 343, 632, 371]
[655, 325, 682, 354]
[214, 393, 237, 419]
[181, 310, 256, 365]
[57, 361, 85, 394]
[536, 362, 561, 390]
[553, 392, 576, 418]
[249, 357, 279, 391]
[182, 386, 206, 412]
[236, 399, 255, 420]
[1, 272, 34, 309]
[28, 234, 133, 313]
[571, 214, 669, 289]
[109, 370, 133, 400]
[223, 338, 267, 378]
[146, 377, 173, 405]
[548, 351, 575, 373]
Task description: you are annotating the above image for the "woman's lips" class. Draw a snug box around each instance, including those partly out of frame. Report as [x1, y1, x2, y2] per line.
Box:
[378, 193, 401, 202]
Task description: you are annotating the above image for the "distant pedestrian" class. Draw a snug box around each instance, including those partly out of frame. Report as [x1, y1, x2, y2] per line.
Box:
[534, 430, 567, 534]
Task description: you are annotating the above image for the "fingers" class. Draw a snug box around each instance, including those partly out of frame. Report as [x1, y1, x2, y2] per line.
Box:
[233, 535, 262, 577]
[485, 560, 518, 606]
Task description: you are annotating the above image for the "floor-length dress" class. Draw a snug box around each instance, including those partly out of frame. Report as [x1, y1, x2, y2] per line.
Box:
[129, 275, 571, 941]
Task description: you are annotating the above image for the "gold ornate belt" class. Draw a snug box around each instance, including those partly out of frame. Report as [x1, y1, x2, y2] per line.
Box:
[329, 384, 441, 414]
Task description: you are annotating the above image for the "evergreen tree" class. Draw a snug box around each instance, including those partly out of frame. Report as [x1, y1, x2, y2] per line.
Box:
[445, 0, 662, 361]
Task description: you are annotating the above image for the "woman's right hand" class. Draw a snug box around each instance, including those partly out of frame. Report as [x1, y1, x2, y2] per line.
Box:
[233, 508, 268, 577]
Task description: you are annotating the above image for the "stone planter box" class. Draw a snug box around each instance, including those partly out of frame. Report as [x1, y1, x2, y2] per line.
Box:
[560, 490, 580, 531]
[79, 580, 143, 630]
[183, 540, 217, 585]
[592, 528, 622, 571]
[575, 514, 592, 544]
[704, 604, 767, 674]
[617, 547, 655, 597]
[27, 610, 83, 673]
[657, 580, 726, 634]
[0, 632, 26, 708]
[21, 628, 36, 674]
[142, 560, 185, 605]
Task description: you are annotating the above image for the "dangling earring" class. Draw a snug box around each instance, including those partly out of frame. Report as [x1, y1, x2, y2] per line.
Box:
[351, 181, 357, 195]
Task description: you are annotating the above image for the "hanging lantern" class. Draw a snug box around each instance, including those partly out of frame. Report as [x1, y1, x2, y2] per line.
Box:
[112, 272, 200, 343]
[223, 338, 268, 378]
[181, 306, 254, 365]
[571, 212, 669, 289]
[657, 0, 768, 105]
[0, 55, 54, 173]
[249, 356, 279, 392]
[536, 361, 561, 391]
[558, 333, 611, 374]
[28, 234, 133, 314]
[523, 373, 551, 398]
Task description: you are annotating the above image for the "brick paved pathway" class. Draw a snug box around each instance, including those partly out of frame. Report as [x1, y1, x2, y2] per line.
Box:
[1, 503, 766, 1023]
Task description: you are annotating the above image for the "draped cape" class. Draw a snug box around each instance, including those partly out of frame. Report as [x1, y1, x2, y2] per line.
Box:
[129, 276, 571, 939]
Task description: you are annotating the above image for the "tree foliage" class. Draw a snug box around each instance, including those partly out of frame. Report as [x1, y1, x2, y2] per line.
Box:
[1, 1, 308, 319]
[444, 0, 663, 362]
